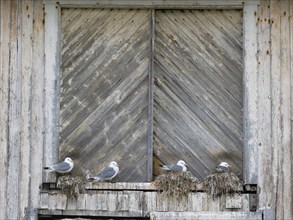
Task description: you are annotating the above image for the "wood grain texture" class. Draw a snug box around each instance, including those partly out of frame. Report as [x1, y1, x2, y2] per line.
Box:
[43, 4, 61, 183]
[153, 9, 243, 179]
[277, 0, 292, 218]
[0, 0, 11, 217]
[149, 211, 262, 220]
[243, 2, 259, 184]
[45, 0, 244, 9]
[6, 1, 21, 219]
[59, 8, 151, 182]
[270, 0, 282, 215]
[257, 0, 272, 209]
[30, 0, 45, 211]
[19, 0, 33, 218]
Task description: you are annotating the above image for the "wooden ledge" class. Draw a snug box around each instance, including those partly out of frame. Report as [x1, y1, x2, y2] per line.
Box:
[85, 181, 206, 191]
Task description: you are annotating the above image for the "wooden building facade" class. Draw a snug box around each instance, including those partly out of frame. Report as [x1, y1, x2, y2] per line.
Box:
[0, 0, 292, 219]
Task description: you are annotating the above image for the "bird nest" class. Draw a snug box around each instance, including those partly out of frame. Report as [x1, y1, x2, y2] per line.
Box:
[154, 171, 199, 199]
[57, 175, 87, 199]
[204, 172, 242, 199]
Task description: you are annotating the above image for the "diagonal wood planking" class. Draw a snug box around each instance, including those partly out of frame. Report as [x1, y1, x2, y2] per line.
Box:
[154, 9, 243, 179]
[60, 8, 151, 182]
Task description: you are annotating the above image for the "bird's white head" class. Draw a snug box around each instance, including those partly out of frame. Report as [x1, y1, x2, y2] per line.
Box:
[219, 162, 229, 168]
[177, 160, 187, 166]
[64, 157, 73, 163]
[110, 161, 119, 167]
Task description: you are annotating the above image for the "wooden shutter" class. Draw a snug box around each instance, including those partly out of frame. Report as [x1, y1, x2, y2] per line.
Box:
[154, 9, 243, 179]
[60, 8, 151, 182]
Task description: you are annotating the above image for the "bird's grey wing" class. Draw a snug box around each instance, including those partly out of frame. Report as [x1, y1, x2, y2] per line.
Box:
[166, 164, 183, 171]
[53, 162, 71, 171]
[99, 166, 116, 178]
[216, 165, 228, 173]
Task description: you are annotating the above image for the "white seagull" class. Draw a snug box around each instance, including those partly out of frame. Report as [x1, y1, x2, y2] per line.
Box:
[88, 161, 119, 182]
[43, 157, 74, 173]
[215, 162, 230, 173]
[160, 160, 187, 172]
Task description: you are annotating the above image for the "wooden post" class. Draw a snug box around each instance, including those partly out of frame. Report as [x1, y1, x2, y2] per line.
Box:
[243, 0, 260, 184]
[43, 2, 61, 183]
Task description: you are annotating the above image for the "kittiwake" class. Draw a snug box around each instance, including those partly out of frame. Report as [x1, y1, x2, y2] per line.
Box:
[43, 157, 74, 173]
[215, 162, 230, 173]
[160, 160, 187, 172]
[88, 161, 119, 182]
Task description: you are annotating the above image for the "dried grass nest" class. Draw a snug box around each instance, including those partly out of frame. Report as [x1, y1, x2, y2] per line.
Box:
[154, 171, 199, 199]
[204, 172, 242, 199]
[57, 175, 87, 199]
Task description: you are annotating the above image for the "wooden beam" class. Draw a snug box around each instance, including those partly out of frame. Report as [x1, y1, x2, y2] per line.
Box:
[147, 9, 155, 182]
[257, 0, 272, 210]
[0, 0, 11, 217]
[43, 0, 245, 9]
[30, 0, 45, 211]
[43, 3, 61, 183]
[278, 0, 292, 219]
[19, 0, 34, 218]
[243, 1, 259, 184]
[6, 1, 21, 219]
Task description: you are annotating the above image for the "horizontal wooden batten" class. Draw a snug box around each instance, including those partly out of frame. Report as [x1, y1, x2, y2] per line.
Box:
[46, 182, 208, 191]
[39, 189, 253, 217]
[43, 0, 246, 9]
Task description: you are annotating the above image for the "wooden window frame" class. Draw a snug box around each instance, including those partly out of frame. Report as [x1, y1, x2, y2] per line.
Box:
[43, 0, 259, 184]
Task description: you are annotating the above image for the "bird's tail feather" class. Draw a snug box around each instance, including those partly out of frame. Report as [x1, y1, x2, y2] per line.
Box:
[88, 177, 101, 182]
[160, 165, 169, 170]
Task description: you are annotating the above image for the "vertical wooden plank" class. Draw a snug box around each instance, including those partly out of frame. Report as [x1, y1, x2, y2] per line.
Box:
[19, 0, 33, 218]
[43, 2, 61, 183]
[278, 0, 292, 219]
[30, 0, 45, 212]
[156, 193, 168, 211]
[188, 193, 203, 211]
[76, 194, 86, 210]
[207, 196, 220, 211]
[101, 192, 108, 211]
[243, 0, 260, 184]
[121, 193, 129, 211]
[0, 0, 11, 217]
[242, 194, 250, 212]
[257, 0, 272, 210]
[66, 197, 77, 210]
[128, 191, 143, 213]
[226, 194, 242, 209]
[201, 193, 208, 211]
[270, 0, 282, 215]
[39, 193, 49, 209]
[291, 5, 293, 220]
[6, 1, 21, 219]
[144, 192, 157, 212]
[108, 192, 118, 212]
[84, 194, 97, 211]
[56, 194, 67, 210]
[147, 9, 155, 182]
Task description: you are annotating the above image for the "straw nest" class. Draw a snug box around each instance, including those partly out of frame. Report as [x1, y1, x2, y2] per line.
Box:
[154, 171, 199, 199]
[204, 172, 242, 199]
[57, 175, 87, 199]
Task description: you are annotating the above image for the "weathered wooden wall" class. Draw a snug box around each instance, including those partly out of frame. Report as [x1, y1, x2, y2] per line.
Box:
[0, 0, 292, 219]
[0, 0, 44, 219]
[255, 1, 293, 219]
